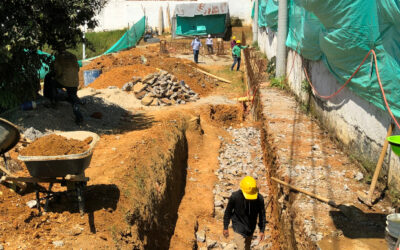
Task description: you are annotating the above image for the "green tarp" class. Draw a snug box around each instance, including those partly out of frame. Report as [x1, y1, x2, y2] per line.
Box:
[258, 0, 400, 118]
[104, 16, 145, 54]
[176, 14, 227, 36]
[39, 16, 146, 79]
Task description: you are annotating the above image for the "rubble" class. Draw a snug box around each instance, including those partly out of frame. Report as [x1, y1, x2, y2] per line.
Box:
[122, 71, 199, 106]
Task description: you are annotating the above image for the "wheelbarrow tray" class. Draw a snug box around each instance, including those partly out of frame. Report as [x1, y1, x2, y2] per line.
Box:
[18, 131, 99, 178]
[0, 118, 20, 154]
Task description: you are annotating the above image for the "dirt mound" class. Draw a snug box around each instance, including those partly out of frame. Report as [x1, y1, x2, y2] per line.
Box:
[79, 47, 216, 96]
[20, 135, 92, 156]
[89, 64, 158, 89]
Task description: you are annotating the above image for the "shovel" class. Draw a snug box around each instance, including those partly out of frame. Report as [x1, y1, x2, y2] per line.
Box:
[358, 123, 394, 207]
[271, 177, 364, 219]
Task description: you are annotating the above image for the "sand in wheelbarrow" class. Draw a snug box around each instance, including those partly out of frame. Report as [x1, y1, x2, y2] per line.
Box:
[19, 134, 92, 156]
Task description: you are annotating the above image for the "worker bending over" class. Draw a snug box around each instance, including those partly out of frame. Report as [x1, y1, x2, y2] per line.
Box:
[223, 176, 266, 250]
[44, 49, 84, 124]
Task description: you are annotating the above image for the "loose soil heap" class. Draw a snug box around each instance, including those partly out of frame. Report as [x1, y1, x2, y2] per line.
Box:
[20, 135, 92, 156]
[79, 47, 216, 96]
[89, 64, 158, 89]
[127, 71, 199, 106]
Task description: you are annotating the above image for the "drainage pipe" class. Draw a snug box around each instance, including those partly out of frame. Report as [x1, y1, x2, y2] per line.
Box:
[276, 0, 288, 77]
[252, 0, 259, 44]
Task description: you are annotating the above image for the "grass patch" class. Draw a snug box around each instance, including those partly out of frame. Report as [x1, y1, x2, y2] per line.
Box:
[42, 28, 127, 59]
[270, 76, 288, 90]
[208, 66, 247, 95]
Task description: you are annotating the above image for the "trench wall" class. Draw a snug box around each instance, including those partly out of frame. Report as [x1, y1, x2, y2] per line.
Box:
[257, 27, 400, 201]
[116, 119, 188, 249]
[94, 0, 253, 32]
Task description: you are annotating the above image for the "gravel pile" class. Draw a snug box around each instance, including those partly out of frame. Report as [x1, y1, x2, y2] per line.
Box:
[122, 70, 199, 106]
[197, 127, 271, 249]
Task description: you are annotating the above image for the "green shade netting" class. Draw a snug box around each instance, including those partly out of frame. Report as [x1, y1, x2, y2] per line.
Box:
[104, 16, 145, 54]
[176, 14, 226, 36]
[39, 16, 146, 79]
[258, 0, 400, 118]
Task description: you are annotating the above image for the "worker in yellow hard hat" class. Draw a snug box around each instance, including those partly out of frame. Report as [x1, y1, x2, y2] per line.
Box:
[231, 40, 248, 71]
[223, 176, 266, 250]
[231, 36, 237, 49]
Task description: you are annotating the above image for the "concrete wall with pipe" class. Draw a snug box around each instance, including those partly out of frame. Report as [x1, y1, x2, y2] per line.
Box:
[257, 27, 400, 199]
[93, 0, 254, 32]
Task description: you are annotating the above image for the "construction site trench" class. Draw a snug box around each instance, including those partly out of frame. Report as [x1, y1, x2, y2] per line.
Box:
[0, 35, 392, 249]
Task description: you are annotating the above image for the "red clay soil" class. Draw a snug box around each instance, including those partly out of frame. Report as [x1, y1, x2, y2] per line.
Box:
[20, 135, 92, 156]
[89, 64, 158, 89]
[79, 46, 216, 96]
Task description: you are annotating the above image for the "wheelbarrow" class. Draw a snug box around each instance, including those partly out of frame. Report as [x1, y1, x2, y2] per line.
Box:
[0, 118, 27, 191]
[0, 124, 100, 215]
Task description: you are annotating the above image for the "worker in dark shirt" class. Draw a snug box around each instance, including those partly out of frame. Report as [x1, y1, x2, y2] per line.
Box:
[223, 176, 266, 250]
[44, 49, 84, 124]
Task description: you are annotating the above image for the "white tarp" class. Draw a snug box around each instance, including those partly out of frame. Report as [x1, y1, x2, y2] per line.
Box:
[174, 2, 229, 17]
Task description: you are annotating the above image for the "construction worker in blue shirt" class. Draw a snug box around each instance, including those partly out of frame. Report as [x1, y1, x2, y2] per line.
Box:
[191, 36, 202, 64]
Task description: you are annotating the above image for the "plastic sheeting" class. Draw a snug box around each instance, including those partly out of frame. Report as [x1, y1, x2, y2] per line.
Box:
[258, 0, 279, 31]
[104, 16, 145, 54]
[38, 17, 145, 79]
[258, 0, 400, 118]
[175, 14, 227, 36]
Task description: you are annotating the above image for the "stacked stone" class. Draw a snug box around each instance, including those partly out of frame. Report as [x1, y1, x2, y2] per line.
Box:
[122, 70, 199, 106]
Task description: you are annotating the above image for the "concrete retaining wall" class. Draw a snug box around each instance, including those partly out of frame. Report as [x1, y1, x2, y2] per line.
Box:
[94, 0, 253, 31]
[257, 27, 400, 197]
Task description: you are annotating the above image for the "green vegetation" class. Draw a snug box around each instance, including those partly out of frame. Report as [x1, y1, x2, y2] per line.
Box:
[230, 17, 243, 27]
[252, 41, 260, 51]
[270, 76, 288, 90]
[42, 29, 127, 60]
[266, 56, 276, 79]
[301, 79, 312, 93]
[0, 0, 106, 109]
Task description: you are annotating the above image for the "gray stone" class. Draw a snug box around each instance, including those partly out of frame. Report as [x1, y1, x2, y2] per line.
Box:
[133, 82, 146, 93]
[223, 243, 236, 250]
[135, 90, 147, 100]
[143, 73, 156, 82]
[132, 76, 142, 84]
[23, 127, 44, 141]
[355, 172, 364, 181]
[141, 96, 154, 106]
[196, 230, 206, 242]
[206, 239, 218, 249]
[122, 82, 133, 91]
[108, 86, 118, 89]
[52, 241, 64, 247]
[26, 200, 37, 208]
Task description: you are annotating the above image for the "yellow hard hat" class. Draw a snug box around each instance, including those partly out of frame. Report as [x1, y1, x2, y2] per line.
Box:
[232, 36, 236, 40]
[240, 176, 258, 200]
[236, 40, 241, 44]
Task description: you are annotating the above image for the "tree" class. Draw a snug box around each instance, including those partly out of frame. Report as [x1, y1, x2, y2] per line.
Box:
[0, 0, 106, 110]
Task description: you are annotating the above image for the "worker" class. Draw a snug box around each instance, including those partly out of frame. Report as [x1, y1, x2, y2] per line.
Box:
[231, 40, 248, 71]
[43, 49, 84, 124]
[231, 36, 237, 49]
[206, 34, 213, 54]
[223, 176, 266, 250]
[231, 36, 237, 58]
[191, 36, 202, 64]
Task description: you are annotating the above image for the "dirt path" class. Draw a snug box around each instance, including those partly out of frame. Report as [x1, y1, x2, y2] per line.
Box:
[259, 86, 391, 249]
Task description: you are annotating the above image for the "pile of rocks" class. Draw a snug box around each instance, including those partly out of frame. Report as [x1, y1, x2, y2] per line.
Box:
[122, 71, 199, 106]
[196, 127, 271, 250]
[213, 127, 266, 220]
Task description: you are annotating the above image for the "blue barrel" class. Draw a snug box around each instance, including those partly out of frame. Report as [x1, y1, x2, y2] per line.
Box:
[83, 69, 102, 86]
